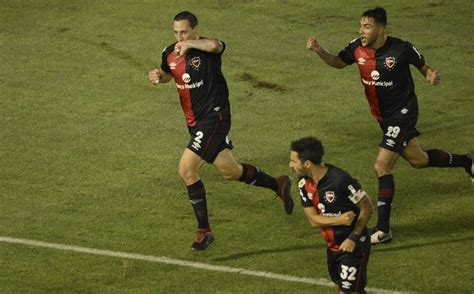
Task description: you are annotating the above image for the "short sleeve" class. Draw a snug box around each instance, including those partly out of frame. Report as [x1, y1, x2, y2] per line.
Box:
[338, 38, 360, 65]
[160, 46, 171, 73]
[341, 175, 366, 205]
[405, 41, 425, 69]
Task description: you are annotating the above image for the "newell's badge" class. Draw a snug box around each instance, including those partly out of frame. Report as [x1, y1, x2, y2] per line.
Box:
[191, 57, 201, 70]
[384, 56, 396, 70]
[324, 191, 335, 203]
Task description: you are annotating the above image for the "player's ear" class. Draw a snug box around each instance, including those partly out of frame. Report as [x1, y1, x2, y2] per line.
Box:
[303, 160, 312, 169]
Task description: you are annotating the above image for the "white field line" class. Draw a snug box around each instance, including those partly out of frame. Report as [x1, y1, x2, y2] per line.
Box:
[0, 236, 412, 294]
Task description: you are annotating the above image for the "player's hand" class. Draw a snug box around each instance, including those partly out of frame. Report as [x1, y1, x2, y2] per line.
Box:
[426, 69, 441, 85]
[339, 239, 356, 253]
[339, 211, 356, 226]
[306, 37, 321, 52]
[148, 69, 162, 85]
[174, 41, 189, 59]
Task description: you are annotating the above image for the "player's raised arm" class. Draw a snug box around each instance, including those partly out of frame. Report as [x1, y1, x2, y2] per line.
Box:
[306, 37, 348, 69]
[175, 38, 223, 58]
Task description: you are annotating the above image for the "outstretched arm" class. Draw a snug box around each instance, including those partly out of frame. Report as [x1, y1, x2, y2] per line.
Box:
[306, 37, 348, 69]
[418, 64, 441, 85]
[175, 38, 223, 57]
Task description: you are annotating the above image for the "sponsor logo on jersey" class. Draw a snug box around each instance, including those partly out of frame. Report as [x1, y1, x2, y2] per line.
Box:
[176, 80, 204, 90]
[357, 57, 366, 65]
[169, 62, 176, 70]
[370, 70, 380, 80]
[362, 78, 393, 87]
[401, 108, 408, 114]
[324, 191, 336, 203]
[317, 203, 326, 213]
[307, 192, 314, 200]
[190, 57, 201, 70]
[384, 56, 396, 70]
[322, 211, 342, 217]
[182, 73, 191, 83]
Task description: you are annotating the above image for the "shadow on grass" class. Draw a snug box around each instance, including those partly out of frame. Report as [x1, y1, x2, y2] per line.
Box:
[372, 235, 474, 253]
[211, 213, 474, 261]
[211, 243, 322, 262]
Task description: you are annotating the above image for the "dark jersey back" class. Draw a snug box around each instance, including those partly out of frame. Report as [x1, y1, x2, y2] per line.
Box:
[298, 164, 367, 251]
[338, 37, 425, 123]
[161, 39, 230, 127]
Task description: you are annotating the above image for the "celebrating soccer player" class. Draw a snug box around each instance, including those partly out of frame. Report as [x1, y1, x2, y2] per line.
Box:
[148, 11, 293, 251]
[290, 137, 373, 293]
[306, 7, 473, 244]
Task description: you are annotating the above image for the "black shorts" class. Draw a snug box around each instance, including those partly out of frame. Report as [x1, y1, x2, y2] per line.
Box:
[327, 236, 371, 293]
[379, 117, 420, 154]
[187, 116, 233, 163]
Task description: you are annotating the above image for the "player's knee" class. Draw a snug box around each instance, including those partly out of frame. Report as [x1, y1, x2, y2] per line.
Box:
[178, 166, 196, 182]
[374, 160, 391, 177]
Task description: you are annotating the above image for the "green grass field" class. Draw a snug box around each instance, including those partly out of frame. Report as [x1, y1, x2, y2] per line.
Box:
[1, 0, 473, 293]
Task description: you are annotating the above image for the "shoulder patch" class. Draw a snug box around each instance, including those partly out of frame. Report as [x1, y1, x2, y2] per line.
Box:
[298, 178, 306, 188]
[348, 185, 367, 204]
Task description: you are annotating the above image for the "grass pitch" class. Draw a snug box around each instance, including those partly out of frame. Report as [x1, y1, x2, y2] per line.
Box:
[1, 0, 473, 293]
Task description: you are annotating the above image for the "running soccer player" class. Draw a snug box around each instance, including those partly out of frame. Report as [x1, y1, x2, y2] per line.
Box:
[290, 137, 373, 293]
[148, 11, 293, 251]
[306, 6, 473, 244]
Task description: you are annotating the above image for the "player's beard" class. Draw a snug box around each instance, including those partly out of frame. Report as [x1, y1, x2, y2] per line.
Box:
[291, 167, 307, 177]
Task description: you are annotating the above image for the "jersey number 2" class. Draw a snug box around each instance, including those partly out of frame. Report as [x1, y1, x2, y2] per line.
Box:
[192, 131, 204, 151]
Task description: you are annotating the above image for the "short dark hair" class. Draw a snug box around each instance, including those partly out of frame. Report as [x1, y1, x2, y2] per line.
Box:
[174, 11, 198, 28]
[290, 137, 325, 164]
[362, 6, 387, 26]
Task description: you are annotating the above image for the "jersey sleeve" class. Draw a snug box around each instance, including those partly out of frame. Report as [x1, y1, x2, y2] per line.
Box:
[338, 38, 359, 65]
[341, 175, 367, 205]
[219, 40, 226, 55]
[160, 46, 171, 73]
[297, 177, 313, 208]
[405, 41, 425, 69]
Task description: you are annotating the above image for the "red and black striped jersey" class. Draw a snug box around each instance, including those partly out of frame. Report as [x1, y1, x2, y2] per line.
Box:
[338, 37, 425, 123]
[161, 39, 230, 127]
[298, 164, 368, 252]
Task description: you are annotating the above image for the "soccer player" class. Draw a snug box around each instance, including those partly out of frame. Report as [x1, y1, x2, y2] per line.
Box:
[306, 6, 473, 244]
[148, 11, 293, 251]
[290, 137, 373, 293]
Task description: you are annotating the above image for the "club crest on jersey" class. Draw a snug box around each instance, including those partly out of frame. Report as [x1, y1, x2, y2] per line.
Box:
[190, 57, 201, 70]
[169, 62, 176, 70]
[324, 191, 336, 203]
[384, 56, 396, 70]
